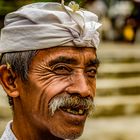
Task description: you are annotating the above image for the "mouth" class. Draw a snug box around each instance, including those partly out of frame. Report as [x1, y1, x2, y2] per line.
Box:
[60, 107, 87, 116]
[48, 94, 93, 117]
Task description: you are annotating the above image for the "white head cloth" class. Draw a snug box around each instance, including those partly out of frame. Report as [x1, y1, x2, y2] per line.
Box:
[0, 1, 101, 53]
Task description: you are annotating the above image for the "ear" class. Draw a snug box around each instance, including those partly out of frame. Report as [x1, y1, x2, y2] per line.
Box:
[0, 65, 19, 97]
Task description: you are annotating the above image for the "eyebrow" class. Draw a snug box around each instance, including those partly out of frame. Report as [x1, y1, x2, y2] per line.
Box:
[85, 58, 100, 68]
[48, 56, 78, 66]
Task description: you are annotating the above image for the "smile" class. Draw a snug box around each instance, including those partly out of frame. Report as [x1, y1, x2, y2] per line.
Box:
[61, 107, 87, 115]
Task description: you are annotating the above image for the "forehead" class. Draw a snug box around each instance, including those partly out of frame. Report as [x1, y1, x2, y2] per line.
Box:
[31, 46, 97, 65]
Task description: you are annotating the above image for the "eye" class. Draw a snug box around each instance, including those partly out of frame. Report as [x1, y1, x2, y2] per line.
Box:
[52, 64, 72, 75]
[86, 67, 97, 78]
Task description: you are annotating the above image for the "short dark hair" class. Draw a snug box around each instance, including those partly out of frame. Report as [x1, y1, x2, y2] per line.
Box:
[0, 50, 37, 81]
[0, 50, 37, 106]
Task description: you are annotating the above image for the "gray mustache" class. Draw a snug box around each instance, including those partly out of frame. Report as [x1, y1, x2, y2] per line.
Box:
[49, 94, 95, 116]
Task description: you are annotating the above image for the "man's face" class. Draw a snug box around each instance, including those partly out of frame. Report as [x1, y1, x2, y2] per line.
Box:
[17, 46, 98, 139]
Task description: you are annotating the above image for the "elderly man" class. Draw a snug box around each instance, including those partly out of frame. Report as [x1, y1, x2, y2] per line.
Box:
[0, 1, 101, 140]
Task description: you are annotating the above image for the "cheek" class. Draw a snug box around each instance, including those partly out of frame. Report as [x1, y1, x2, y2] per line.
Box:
[88, 78, 96, 96]
[42, 76, 70, 101]
[19, 76, 70, 120]
[28, 74, 71, 106]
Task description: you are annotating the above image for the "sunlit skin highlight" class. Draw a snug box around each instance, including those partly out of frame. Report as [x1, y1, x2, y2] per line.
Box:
[8, 46, 99, 140]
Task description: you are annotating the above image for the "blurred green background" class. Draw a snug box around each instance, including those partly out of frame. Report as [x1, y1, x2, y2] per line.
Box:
[0, 0, 87, 29]
[0, 0, 140, 140]
[0, 0, 140, 42]
[0, 0, 85, 16]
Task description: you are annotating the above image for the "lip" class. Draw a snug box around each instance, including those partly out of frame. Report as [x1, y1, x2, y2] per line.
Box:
[58, 108, 87, 124]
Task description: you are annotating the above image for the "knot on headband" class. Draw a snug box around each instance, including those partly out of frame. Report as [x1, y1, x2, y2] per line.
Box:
[0, 1, 101, 53]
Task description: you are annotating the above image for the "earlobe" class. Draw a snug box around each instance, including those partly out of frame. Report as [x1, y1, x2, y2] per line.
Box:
[8, 90, 19, 97]
[0, 65, 19, 97]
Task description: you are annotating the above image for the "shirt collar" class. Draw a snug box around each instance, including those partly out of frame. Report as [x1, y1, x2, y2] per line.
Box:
[0, 121, 17, 140]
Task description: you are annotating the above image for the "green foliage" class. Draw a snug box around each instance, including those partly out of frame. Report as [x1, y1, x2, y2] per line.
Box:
[0, 0, 86, 16]
[0, 0, 16, 15]
[32, 0, 83, 5]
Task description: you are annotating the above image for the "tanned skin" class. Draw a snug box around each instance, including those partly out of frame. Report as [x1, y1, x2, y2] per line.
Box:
[0, 46, 99, 140]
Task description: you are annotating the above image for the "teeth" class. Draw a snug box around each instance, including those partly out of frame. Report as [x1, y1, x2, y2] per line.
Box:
[67, 109, 71, 112]
[79, 109, 83, 115]
[65, 108, 84, 115]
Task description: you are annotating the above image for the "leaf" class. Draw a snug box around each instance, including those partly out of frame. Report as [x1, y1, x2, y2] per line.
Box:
[68, 1, 79, 12]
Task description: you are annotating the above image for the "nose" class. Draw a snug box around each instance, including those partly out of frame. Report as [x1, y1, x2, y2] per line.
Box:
[66, 72, 95, 98]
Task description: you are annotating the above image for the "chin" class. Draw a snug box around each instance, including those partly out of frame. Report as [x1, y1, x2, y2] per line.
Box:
[47, 109, 87, 139]
[55, 131, 83, 140]
[65, 131, 83, 140]
[51, 125, 84, 140]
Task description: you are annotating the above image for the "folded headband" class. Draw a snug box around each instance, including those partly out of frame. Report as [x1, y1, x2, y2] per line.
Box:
[0, 1, 101, 53]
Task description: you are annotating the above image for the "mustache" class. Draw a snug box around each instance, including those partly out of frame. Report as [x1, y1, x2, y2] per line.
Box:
[48, 94, 95, 116]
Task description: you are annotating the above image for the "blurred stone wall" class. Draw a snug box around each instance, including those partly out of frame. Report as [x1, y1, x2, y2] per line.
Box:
[0, 42, 140, 140]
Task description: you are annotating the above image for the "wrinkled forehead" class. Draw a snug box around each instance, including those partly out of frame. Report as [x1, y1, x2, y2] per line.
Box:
[31, 46, 97, 66]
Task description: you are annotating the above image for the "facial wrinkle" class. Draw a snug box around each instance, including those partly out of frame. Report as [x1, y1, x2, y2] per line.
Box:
[48, 56, 78, 67]
[41, 90, 47, 117]
[30, 62, 57, 86]
[45, 77, 70, 98]
[37, 91, 45, 117]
